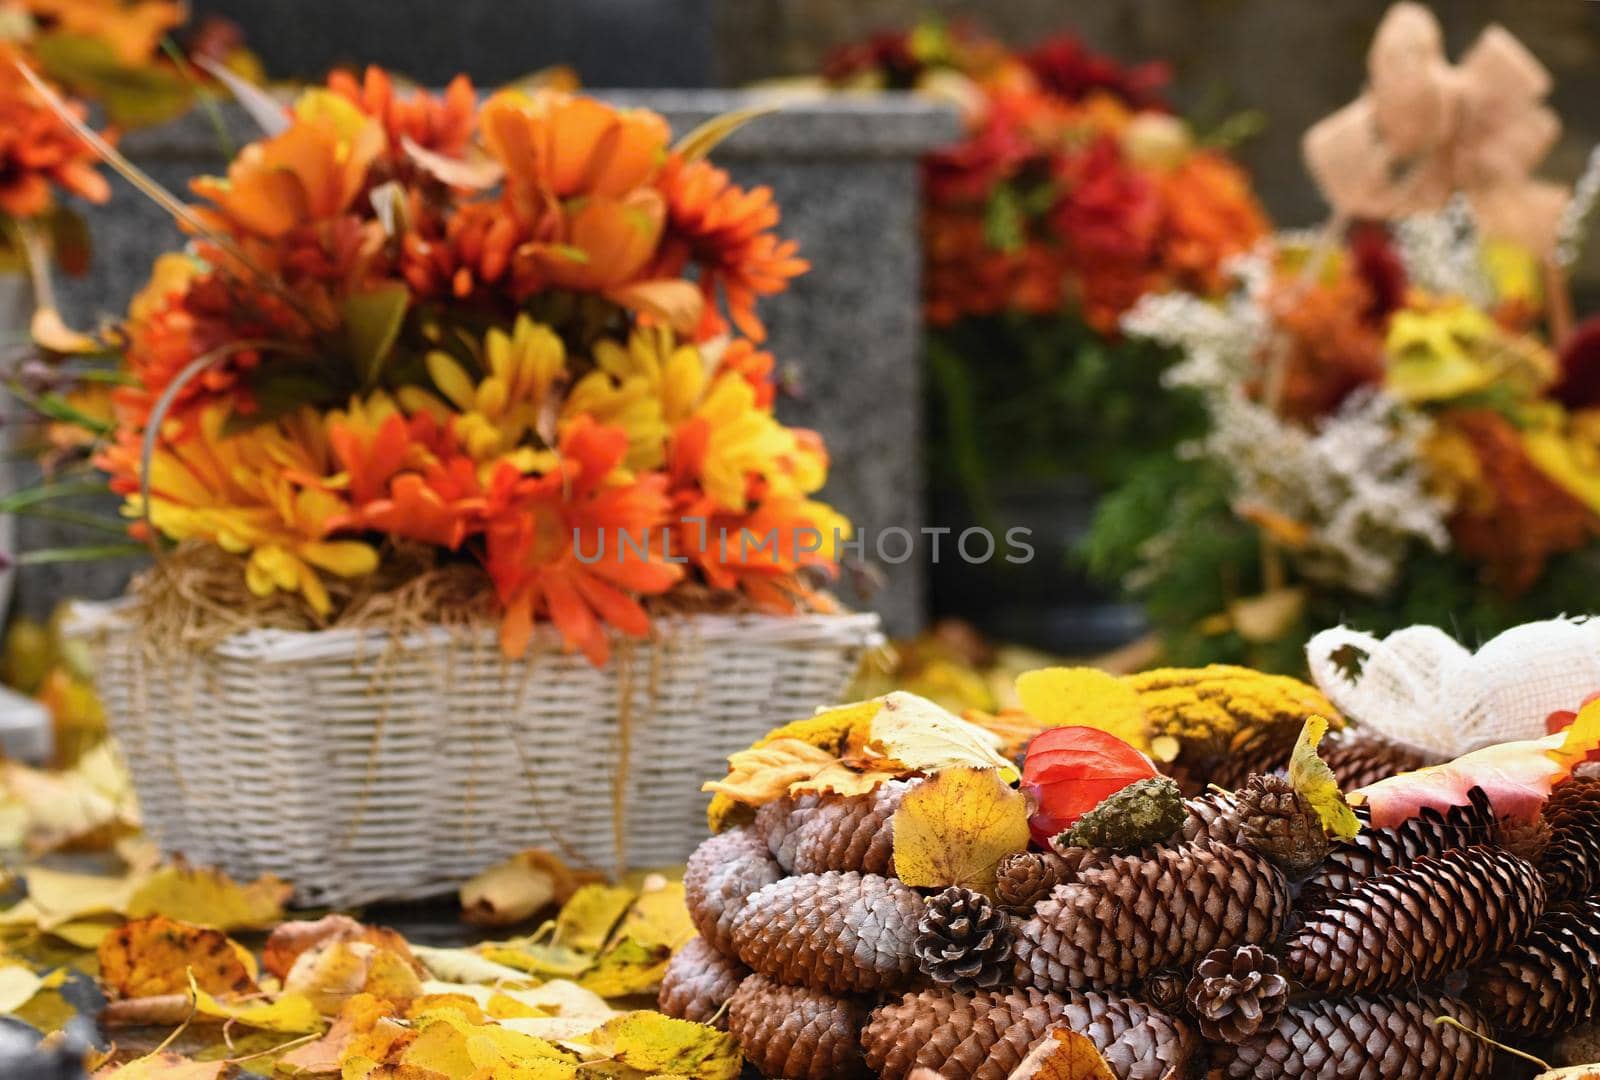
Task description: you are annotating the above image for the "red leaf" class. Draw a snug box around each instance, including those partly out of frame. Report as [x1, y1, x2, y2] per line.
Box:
[1022, 726, 1158, 846]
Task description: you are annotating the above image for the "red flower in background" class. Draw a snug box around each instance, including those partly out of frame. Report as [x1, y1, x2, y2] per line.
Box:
[1023, 34, 1170, 111]
[1553, 317, 1600, 412]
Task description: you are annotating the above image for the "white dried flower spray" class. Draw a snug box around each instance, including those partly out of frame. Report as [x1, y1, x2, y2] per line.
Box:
[1394, 198, 1494, 307]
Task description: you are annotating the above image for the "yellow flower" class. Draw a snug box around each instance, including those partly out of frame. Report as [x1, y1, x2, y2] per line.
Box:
[689, 374, 824, 511]
[563, 325, 706, 470]
[420, 313, 568, 461]
[129, 404, 377, 615]
[1521, 404, 1600, 516]
[1385, 300, 1554, 403]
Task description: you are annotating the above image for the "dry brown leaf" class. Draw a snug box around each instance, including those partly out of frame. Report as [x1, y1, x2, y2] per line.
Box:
[460, 849, 596, 929]
[277, 991, 393, 1075]
[788, 761, 900, 798]
[98, 915, 257, 1000]
[701, 738, 839, 804]
[1008, 1026, 1118, 1079]
[263, 914, 421, 981]
[891, 766, 1030, 898]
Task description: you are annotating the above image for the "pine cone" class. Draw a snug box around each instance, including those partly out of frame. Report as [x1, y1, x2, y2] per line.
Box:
[755, 780, 914, 876]
[658, 937, 747, 1029]
[683, 826, 784, 958]
[1471, 897, 1600, 1037]
[1317, 726, 1433, 790]
[1234, 774, 1327, 874]
[996, 851, 1091, 913]
[725, 973, 866, 1080]
[914, 886, 1015, 993]
[1184, 944, 1288, 1043]
[1014, 839, 1289, 992]
[1284, 846, 1546, 995]
[731, 871, 923, 995]
[1299, 786, 1496, 905]
[1137, 972, 1186, 1014]
[1209, 992, 1495, 1079]
[1053, 777, 1185, 851]
[1180, 790, 1243, 844]
[1201, 727, 1298, 793]
[862, 987, 1194, 1080]
[1541, 776, 1600, 901]
[1496, 815, 1552, 865]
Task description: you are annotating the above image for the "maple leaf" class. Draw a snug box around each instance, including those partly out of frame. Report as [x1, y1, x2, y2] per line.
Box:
[1352, 697, 1600, 827]
[891, 766, 1030, 897]
[98, 915, 258, 999]
[870, 692, 1018, 779]
[1015, 667, 1150, 754]
[1009, 1026, 1118, 1080]
[1288, 716, 1361, 839]
[460, 849, 596, 929]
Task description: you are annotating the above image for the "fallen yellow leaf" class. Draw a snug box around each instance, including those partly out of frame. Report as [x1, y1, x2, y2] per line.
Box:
[190, 976, 325, 1034]
[285, 939, 424, 1015]
[871, 692, 1018, 781]
[98, 915, 258, 999]
[891, 766, 1030, 898]
[788, 761, 901, 798]
[1289, 716, 1362, 840]
[1009, 1026, 1118, 1080]
[460, 850, 593, 929]
[1015, 668, 1149, 754]
[0, 963, 45, 1013]
[92, 1053, 231, 1079]
[554, 884, 634, 953]
[562, 1010, 742, 1080]
[127, 864, 291, 931]
[615, 879, 696, 952]
[701, 738, 838, 803]
[577, 937, 669, 998]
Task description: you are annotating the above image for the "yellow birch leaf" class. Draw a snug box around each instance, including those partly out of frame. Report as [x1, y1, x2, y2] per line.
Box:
[99, 915, 258, 999]
[410, 945, 534, 985]
[460, 850, 593, 929]
[616, 880, 696, 951]
[1009, 1026, 1118, 1080]
[1289, 716, 1361, 840]
[92, 1054, 231, 1079]
[1015, 668, 1149, 754]
[190, 977, 325, 1034]
[891, 766, 1030, 897]
[554, 884, 635, 953]
[870, 692, 1018, 780]
[577, 937, 670, 997]
[700, 739, 837, 803]
[21, 866, 136, 927]
[0, 964, 44, 1012]
[126, 864, 291, 931]
[563, 1011, 742, 1080]
[478, 941, 593, 980]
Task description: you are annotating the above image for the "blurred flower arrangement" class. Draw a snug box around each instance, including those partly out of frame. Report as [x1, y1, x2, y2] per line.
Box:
[1086, 3, 1600, 673]
[824, 20, 1269, 494]
[35, 70, 848, 665]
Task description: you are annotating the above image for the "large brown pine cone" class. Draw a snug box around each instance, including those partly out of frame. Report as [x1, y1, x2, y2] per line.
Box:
[657, 936, 747, 1029]
[1299, 786, 1497, 905]
[1184, 944, 1289, 1043]
[914, 886, 1014, 993]
[1317, 726, 1434, 790]
[1013, 839, 1289, 992]
[725, 973, 867, 1080]
[754, 780, 915, 876]
[1471, 897, 1600, 1037]
[1284, 845, 1546, 994]
[1541, 776, 1600, 901]
[731, 871, 923, 995]
[1234, 774, 1327, 874]
[861, 987, 1195, 1080]
[1209, 992, 1495, 1079]
[996, 851, 1094, 913]
[683, 826, 784, 957]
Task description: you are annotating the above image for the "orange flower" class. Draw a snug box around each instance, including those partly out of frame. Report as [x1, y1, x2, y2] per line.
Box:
[668, 489, 848, 614]
[1156, 151, 1270, 295]
[484, 417, 680, 663]
[0, 57, 110, 218]
[327, 66, 476, 161]
[480, 89, 670, 202]
[22, 0, 183, 66]
[657, 156, 808, 341]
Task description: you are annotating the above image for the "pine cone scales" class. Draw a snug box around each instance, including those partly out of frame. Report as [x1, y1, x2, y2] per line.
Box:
[683, 826, 784, 957]
[1185, 945, 1288, 1043]
[1014, 840, 1289, 992]
[1301, 786, 1497, 902]
[996, 851, 1092, 912]
[732, 871, 924, 994]
[726, 973, 867, 1080]
[1471, 897, 1600, 1037]
[1180, 790, 1243, 844]
[861, 988, 1194, 1080]
[756, 781, 915, 876]
[1284, 846, 1546, 994]
[1235, 774, 1327, 873]
[914, 887, 1014, 993]
[1209, 992, 1496, 1079]
[1318, 727, 1433, 790]
[658, 937, 747, 1029]
[1540, 777, 1600, 900]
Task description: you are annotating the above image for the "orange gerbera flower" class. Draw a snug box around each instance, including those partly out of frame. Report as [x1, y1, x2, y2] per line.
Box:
[480, 89, 670, 202]
[328, 66, 476, 163]
[484, 417, 680, 664]
[668, 489, 848, 614]
[0, 57, 110, 219]
[657, 156, 808, 341]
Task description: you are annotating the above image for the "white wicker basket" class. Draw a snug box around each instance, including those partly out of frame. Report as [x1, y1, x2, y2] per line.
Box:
[70, 603, 881, 908]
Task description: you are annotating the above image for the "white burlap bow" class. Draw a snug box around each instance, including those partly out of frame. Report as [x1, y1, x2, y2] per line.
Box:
[1306, 617, 1600, 758]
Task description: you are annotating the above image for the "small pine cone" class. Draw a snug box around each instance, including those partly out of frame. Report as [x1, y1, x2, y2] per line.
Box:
[1209, 992, 1495, 1079]
[1496, 815, 1552, 865]
[862, 988, 1194, 1080]
[1179, 790, 1242, 844]
[683, 826, 783, 957]
[1300, 786, 1496, 904]
[1234, 774, 1328, 874]
[1541, 776, 1600, 901]
[755, 780, 915, 876]
[725, 973, 866, 1079]
[1138, 972, 1186, 1013]
[1184, 944, 1288, 1043]
[1471, 897, 1600, 1037]
[1317, 726, 1434, 790]
[658, 937, 747, 1029]
[1054, 777, 1186, 851]
[996, 851, 1093, 913]
[1284, 846, 1546, 995]
[1014, 839, 1289, 992]
[914, 886, 1015, 993]
[731, 871, 923, 994]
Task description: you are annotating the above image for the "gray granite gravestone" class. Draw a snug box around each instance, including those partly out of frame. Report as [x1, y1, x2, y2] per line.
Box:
[40, 94, 956, 634]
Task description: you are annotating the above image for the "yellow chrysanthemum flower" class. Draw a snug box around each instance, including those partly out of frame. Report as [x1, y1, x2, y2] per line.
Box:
[563, 325, 707, 470]
[418, 313, 568, 461]
[691, 373, 826, 510]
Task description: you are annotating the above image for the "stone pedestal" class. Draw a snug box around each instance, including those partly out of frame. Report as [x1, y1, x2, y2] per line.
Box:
[47, 93, 956, 634]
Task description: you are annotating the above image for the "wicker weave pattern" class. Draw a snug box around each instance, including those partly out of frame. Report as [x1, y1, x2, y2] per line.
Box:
[74, 605, 880, 907]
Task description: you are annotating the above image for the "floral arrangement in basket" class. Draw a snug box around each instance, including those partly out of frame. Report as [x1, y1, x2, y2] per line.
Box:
[822, 20, 1269, 492]
[668, 663, 1600, 1078]
[1086, 4, 1600, 673]
[31, 68, 850, 665]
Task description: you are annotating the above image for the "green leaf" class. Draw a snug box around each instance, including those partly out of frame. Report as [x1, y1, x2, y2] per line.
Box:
[224, 369, 341, 433]
[340, 284, 410, 389]
[14, 544, 147, 565]
[31, 33, 192, 128]
[671, 104, 779, 162]
[0, 481, 110, 514]
[983, 185, 1026, 254]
